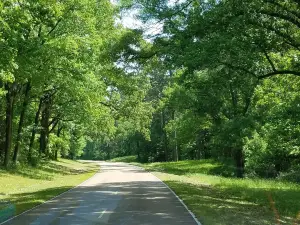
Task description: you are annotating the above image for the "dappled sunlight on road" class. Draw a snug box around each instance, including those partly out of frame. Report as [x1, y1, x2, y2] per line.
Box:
[3, 162, 198, 225]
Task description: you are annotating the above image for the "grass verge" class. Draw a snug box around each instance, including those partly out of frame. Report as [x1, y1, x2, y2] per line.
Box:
[0, 159, 98, 215]
[110, 155, 138, 163]
[132, 160, 300, 225]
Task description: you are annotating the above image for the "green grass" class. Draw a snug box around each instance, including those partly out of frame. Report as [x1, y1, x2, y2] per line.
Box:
[0, 159, 98, 215]
[136, 160, 300, 225]
[109, 155, 138, 163]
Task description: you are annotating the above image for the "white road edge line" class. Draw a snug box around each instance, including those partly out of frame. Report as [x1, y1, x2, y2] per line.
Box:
[129, 163, 203, 225]
[152, 173, 203, 225]
[0, 163, 101, 225]
[98, 210, 107, 219]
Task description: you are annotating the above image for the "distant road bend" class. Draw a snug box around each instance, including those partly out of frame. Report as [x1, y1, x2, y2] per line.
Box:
[3, 162, 200, 225]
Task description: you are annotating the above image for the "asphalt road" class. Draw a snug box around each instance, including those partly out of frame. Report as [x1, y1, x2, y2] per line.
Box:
[3, 162, 199, 225]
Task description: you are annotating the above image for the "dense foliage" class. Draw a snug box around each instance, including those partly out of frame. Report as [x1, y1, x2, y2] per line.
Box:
[0, 0, 152, 167]
[1, 0, 300, 181]
[86, 0, 300, 180]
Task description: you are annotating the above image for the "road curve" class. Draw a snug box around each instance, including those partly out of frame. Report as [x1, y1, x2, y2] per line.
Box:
[2, 162, 199, 225]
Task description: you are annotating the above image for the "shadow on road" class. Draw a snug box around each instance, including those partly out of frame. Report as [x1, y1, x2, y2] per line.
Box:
[5, 173, 197, 225]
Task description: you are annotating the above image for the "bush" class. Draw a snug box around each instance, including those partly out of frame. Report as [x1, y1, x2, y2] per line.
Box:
[110, 155, 138, 163]
[244, 132, 277, 177]
[278, 164, 300, 183]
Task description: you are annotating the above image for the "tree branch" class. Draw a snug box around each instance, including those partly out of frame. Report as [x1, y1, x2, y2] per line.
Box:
[249, 20, 300, 50]
[263, 51, 277, 72]
[48, 117, 59, 127]
[259, 70, 300, 79]
[259, 10, 300, 29]
[243, 80, 259, 116]
[265, 0, 300, 20]
[47, 18, 62, 36]
[49, 119, 60, 133]
[220, 61, 258, 79]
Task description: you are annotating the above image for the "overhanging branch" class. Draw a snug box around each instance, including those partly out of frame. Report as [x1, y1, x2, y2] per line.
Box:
[220, 61, 258, 79]
[258, 70, 300, 79]
[263, 51, 277, 72]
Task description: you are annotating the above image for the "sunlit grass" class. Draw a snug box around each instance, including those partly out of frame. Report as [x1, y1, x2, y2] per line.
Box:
[0, 159, 98, 215]
[136, 160, 300, 225]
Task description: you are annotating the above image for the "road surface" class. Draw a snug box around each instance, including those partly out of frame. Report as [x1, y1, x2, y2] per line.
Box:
[2, 162, 199, 225]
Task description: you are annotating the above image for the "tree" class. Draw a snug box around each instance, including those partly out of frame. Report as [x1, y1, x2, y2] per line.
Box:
[108, 0, 300, 178]
[0, 0, 150, 167]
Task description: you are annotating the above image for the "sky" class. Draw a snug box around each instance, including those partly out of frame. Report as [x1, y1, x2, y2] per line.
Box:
[110, 0, 142, 29]
[111, 0, 164, 39]
[111, 0, 188, 40]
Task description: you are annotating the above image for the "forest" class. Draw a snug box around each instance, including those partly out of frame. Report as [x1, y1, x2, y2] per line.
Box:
[1, 0, 300, 181]
[0, 0, 152, 168]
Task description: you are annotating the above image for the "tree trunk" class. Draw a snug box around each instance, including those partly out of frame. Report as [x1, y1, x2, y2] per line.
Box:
[13, 81, 31, 163]
[0, 121, 5, 161]
[0, 140, 4, 161]
[54, 148, 58, 160]
[128, 141, 131, 155]
[173, 130, 179, 161]
[229, 82, 238, 117]
[0, 82, 4, 161]
[137, 139, 141, 162]
[54, 124, 63, 160]
[196, 132, 202, 160]
[172, 110, 178, 162]
[28, 97, 43, 162]
[39, 98, 50, 156]
[106, 143, 111, 160]
[4, 84, 14, 167]
[196, 146, 201, 160]
[235, 149, 245, 178]
[161, 110, 168, 161]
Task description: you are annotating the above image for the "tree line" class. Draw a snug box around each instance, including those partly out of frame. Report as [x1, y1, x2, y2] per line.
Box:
[0, 0, 152, 168]
[84, 0, 300, 180]
[2, 0, 299, 181]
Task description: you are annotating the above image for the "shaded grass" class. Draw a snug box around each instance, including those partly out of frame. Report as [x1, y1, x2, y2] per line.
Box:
[0, 159, 98, 215]
[9, 187, 73, 215]
[136, 160, 300, 225]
